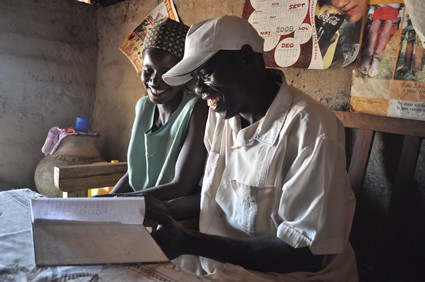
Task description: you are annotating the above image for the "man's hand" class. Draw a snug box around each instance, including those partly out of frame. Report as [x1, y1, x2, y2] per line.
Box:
[144, 193, 168, 214]
[144, 196, 189, 259]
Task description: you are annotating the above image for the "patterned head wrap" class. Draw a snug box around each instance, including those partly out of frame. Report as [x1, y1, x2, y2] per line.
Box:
[142, 18, 189, 59]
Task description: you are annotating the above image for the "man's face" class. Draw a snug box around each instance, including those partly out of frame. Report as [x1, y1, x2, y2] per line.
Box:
[331, 0, 366, 24]
[191, 51, 247, 119]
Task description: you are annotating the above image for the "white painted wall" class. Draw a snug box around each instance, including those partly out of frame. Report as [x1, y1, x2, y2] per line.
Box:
[0, 0, 97, 189]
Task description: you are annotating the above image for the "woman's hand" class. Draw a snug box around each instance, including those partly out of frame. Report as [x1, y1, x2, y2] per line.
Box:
[92, 193, 118, 197]
[93, 191, 146, 198]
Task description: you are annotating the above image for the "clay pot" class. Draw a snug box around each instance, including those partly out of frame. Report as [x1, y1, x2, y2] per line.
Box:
[34, 135, 103, 197]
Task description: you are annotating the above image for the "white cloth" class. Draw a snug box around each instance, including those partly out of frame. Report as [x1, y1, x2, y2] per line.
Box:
[0, 189, 203, 281]
[41, 126, 98, 156]
[198, 75, 357, 280]
[41, 126, 76, 156]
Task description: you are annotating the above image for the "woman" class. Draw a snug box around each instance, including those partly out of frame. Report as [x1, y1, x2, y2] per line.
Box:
[357, 4, 403, 77]
[111, 18, 208, 202]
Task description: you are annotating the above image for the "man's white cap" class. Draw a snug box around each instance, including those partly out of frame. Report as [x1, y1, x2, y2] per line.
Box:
[162, 15, 264, 86]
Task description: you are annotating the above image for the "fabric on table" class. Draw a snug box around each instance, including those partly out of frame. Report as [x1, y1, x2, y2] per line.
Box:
[0, 189, 201, 282]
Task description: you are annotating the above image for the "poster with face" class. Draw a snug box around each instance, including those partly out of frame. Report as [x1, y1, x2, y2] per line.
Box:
[242, 0, 366, 69]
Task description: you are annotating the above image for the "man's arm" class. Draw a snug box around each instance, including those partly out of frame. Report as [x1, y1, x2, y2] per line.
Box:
[187, 232, 323, 273]
[146, 207, 324, 274]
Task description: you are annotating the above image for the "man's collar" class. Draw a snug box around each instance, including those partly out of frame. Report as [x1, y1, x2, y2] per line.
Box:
[230, 69, 293, 147]
[254, 71, 292, 145]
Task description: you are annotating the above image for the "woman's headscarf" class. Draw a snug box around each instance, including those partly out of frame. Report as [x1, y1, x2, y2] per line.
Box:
[142, 18, 189, 59]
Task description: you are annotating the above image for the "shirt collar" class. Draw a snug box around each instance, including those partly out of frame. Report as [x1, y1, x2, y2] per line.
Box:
[231, 69, 293, 148]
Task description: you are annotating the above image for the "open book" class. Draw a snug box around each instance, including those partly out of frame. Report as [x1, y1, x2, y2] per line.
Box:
[30, 197, 168, 266]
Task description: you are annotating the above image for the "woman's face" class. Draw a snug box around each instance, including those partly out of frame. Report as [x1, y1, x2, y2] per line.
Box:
[141, 48, 183, 105]
[331, 0, 366, 24]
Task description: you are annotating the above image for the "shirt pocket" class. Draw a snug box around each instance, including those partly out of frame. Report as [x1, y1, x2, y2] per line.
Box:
[215, 180, 275, 236]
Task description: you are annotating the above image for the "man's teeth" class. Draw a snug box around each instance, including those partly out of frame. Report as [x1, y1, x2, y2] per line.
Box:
[207, 96, 221, 109]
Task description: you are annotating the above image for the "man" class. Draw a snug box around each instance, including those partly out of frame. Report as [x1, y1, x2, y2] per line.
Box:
[146, 15, 357, 280]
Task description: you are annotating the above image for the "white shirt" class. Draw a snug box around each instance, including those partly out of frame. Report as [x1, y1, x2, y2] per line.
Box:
[198, 76, 357, 280]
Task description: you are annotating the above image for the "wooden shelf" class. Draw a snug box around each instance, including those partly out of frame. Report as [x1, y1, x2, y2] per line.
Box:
[54, 161, 127, 192]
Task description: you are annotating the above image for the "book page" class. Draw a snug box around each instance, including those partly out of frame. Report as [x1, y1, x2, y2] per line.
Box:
[30, 197, 145, 224]
[33, 220, 168, 266]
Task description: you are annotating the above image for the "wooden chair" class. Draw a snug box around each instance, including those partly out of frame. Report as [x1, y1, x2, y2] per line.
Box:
[334, 111, 425, 281]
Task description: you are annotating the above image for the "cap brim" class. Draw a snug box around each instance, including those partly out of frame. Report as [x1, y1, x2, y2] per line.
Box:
[161, 72, 193, 86]
[162, 51, 217, 86]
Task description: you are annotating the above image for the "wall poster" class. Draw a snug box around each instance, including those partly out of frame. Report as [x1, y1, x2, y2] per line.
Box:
[118, 0, 180, 74]
[242, 0, 366, 69]
[350, 0, 425, 121]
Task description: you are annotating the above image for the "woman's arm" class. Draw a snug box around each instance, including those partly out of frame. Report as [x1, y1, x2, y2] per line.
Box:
[139, 99, 209, 200]
[144, 193, 200, 223]
[110, 172, 133, 193]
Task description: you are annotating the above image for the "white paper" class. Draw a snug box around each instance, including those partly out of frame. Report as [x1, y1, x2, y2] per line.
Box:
[30, 197, 168, 266]
[31, 197, 145, 224]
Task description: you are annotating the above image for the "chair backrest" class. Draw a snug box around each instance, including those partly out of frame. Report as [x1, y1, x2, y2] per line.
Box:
[335, 111, 425, 195]
[334, 111, 425, 281]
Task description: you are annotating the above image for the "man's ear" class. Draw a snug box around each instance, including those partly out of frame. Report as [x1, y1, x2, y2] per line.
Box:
[240, 44, 256, 65]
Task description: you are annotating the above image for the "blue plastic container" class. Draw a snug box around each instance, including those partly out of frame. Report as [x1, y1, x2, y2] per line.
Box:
[75, 116, 90, 133]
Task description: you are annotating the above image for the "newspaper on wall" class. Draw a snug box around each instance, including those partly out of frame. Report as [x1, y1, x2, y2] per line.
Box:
[242, 0, 366, 69]
[118, 0, 180, 74]
[350, 0, 425, 121]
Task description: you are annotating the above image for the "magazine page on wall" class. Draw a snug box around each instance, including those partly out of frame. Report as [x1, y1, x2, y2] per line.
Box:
[350, 0, 425, 121]
[242, 0, 366, 69]
[118, 0, 180, 74]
